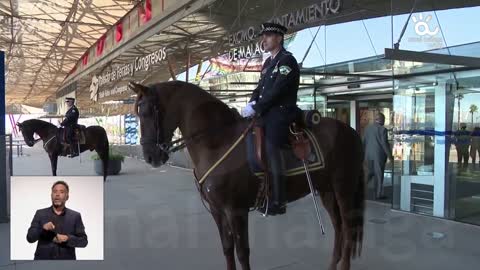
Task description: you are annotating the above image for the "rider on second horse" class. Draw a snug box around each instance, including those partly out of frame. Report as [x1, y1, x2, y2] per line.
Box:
[241, 22, 300, 215]
[61, 97, 80, 158]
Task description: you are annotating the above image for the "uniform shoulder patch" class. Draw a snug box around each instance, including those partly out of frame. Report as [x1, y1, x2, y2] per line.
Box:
[279, 65, 292, 75]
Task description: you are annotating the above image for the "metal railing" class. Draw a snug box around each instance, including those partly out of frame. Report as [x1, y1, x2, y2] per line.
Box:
[1, 134, 13, 223]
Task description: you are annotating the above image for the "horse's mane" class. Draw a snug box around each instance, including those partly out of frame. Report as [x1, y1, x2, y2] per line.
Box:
[147, 81, 242, 122]
[22, 119, 57, 129]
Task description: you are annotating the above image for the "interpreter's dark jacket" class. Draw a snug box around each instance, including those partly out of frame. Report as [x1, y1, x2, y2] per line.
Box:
[26, 206, 88, 260]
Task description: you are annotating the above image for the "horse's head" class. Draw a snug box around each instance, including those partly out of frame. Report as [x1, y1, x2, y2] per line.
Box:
[130, 82, 170, 168]
[16, 122, 38, 147]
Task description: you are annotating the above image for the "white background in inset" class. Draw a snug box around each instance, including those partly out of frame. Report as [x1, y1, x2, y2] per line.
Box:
[10, 176, 104, 260]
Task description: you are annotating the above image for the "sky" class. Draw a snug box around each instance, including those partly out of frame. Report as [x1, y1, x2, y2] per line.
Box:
[175, 6, 480, 124]
[177, 6, 480, 80]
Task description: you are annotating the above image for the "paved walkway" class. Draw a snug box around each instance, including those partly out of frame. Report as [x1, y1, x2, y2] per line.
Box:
[1, 144, 479, 269]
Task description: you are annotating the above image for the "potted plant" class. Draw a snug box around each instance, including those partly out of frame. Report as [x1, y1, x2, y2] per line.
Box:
[91, 149, 125, 175]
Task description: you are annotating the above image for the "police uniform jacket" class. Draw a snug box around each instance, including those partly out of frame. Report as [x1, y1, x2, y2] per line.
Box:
[26, 206, 88, 260]
[250, 47, 300, 145]
[61, 106, 79, 127]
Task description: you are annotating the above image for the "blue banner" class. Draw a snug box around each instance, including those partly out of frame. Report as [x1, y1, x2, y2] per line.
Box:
[124, 114, 138, 145]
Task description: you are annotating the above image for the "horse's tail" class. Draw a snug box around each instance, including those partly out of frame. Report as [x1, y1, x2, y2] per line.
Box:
[102, 130, 109, 182]
[351, 138, 365, 259]
[351, 163, 365, 258]
[92, 126, 109, 182]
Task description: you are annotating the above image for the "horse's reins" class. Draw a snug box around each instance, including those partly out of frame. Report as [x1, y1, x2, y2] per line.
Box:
[43, 135, 56, 149]
[144, 105, 247, 155]
[197, 119, 256, 184]
[142, 105, 256, 185]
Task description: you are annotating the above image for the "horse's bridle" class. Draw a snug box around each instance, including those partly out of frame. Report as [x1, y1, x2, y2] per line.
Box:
[138, 104, 242, 155]
[140, 105, 169, 151]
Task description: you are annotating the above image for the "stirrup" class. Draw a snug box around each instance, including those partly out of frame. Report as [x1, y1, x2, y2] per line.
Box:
[257, 199, 270, 217]
[262, 199, 269, 217]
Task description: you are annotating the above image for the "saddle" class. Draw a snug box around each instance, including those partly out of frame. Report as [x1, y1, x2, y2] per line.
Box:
[60, 125, 87, 145]
[246, 110, 325, 209]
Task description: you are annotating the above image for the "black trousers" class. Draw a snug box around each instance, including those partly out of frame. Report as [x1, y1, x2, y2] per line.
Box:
[65, 126, 76, 144]
[456, 147, 469, 167]
[265, 138, 286, 205]
[471, 147, 480, 165]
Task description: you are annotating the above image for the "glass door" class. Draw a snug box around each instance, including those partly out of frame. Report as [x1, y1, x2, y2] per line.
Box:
[447, 75, 480, 225]
[392, 77, 442, 216]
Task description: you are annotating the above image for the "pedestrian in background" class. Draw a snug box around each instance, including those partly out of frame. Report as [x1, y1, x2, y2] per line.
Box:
[363, 112, 393, 200]
[470, 126, 480, 168]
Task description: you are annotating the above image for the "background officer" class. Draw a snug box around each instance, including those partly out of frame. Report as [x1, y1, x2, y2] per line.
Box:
[241, 22, 300, 215]
[363, 113, 393, 200]
[61, 97, 80, 158]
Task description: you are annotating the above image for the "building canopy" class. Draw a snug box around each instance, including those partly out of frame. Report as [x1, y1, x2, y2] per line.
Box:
[3, 0, 480, 114]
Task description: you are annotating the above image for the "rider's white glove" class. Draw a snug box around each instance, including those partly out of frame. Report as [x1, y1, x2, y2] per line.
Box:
[241, 101, 256, 118]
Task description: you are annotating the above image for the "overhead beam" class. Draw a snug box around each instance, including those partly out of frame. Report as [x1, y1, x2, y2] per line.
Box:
[167, 55, 177, 80]
[384, 48, 480, 68]
[4, 14, 111, 27]
[301, 70, 393, 79]
[22, 0, 80, 102]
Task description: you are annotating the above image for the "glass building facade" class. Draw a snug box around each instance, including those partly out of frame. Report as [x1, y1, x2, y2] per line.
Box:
[195, 4, 480, 226]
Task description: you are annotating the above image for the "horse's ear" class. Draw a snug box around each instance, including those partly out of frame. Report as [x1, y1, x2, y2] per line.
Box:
[16, 122, 22, 127]
[128, 81, 148, 95]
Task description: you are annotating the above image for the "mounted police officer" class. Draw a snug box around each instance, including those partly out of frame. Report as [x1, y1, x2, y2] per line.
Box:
[61, 97, 79, 158]
[241, 22, 300, 215]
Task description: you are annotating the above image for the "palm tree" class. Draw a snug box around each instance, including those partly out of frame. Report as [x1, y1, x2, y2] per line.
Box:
[456, 94, 464, 129]
[470, 104, 479, 126]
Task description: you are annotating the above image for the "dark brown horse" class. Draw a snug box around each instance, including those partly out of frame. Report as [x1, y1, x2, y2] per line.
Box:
[130, 80, 365, 270]
[17, 119, 110, 181]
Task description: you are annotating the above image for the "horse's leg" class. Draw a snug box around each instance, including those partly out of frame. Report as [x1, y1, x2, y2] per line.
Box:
[226, 209, 250, 270]
[319, 191, 343, 270]
[334, 177, 356, 270]
[211, 210, 236, 270]
[48, 153, 58, 176]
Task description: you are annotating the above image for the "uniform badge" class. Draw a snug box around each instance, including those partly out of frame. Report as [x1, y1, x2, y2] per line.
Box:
[272, 66, 278, 73]
[279, 65, 292, 75]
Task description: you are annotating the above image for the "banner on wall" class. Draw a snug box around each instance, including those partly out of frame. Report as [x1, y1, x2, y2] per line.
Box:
[89, 47, 167, 102]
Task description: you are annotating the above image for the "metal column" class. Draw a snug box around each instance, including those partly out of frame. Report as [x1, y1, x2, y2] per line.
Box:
[350, 100, 360, 131]
[0, 51, 8, 223]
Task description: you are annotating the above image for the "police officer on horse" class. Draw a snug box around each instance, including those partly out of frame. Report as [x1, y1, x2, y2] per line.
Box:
[241, 22, 300, 215]
[61, 97, 79, 158]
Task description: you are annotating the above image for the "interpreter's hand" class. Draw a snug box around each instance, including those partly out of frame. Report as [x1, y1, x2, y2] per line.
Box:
[42, 222, 55, 231]
[241, 101, 256, 118]
[53, 234, 69, 243]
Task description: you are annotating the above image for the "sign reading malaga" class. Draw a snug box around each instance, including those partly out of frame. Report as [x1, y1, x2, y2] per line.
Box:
[97, 47, 167, 88]
[228, 0, 342, 46]
[229, 41, 265, 61]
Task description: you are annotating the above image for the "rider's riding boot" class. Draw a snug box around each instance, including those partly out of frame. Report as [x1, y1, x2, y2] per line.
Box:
[259, 140, 287, 216]
[270, 147, 287, 215]
[68, 143, 79, 158]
